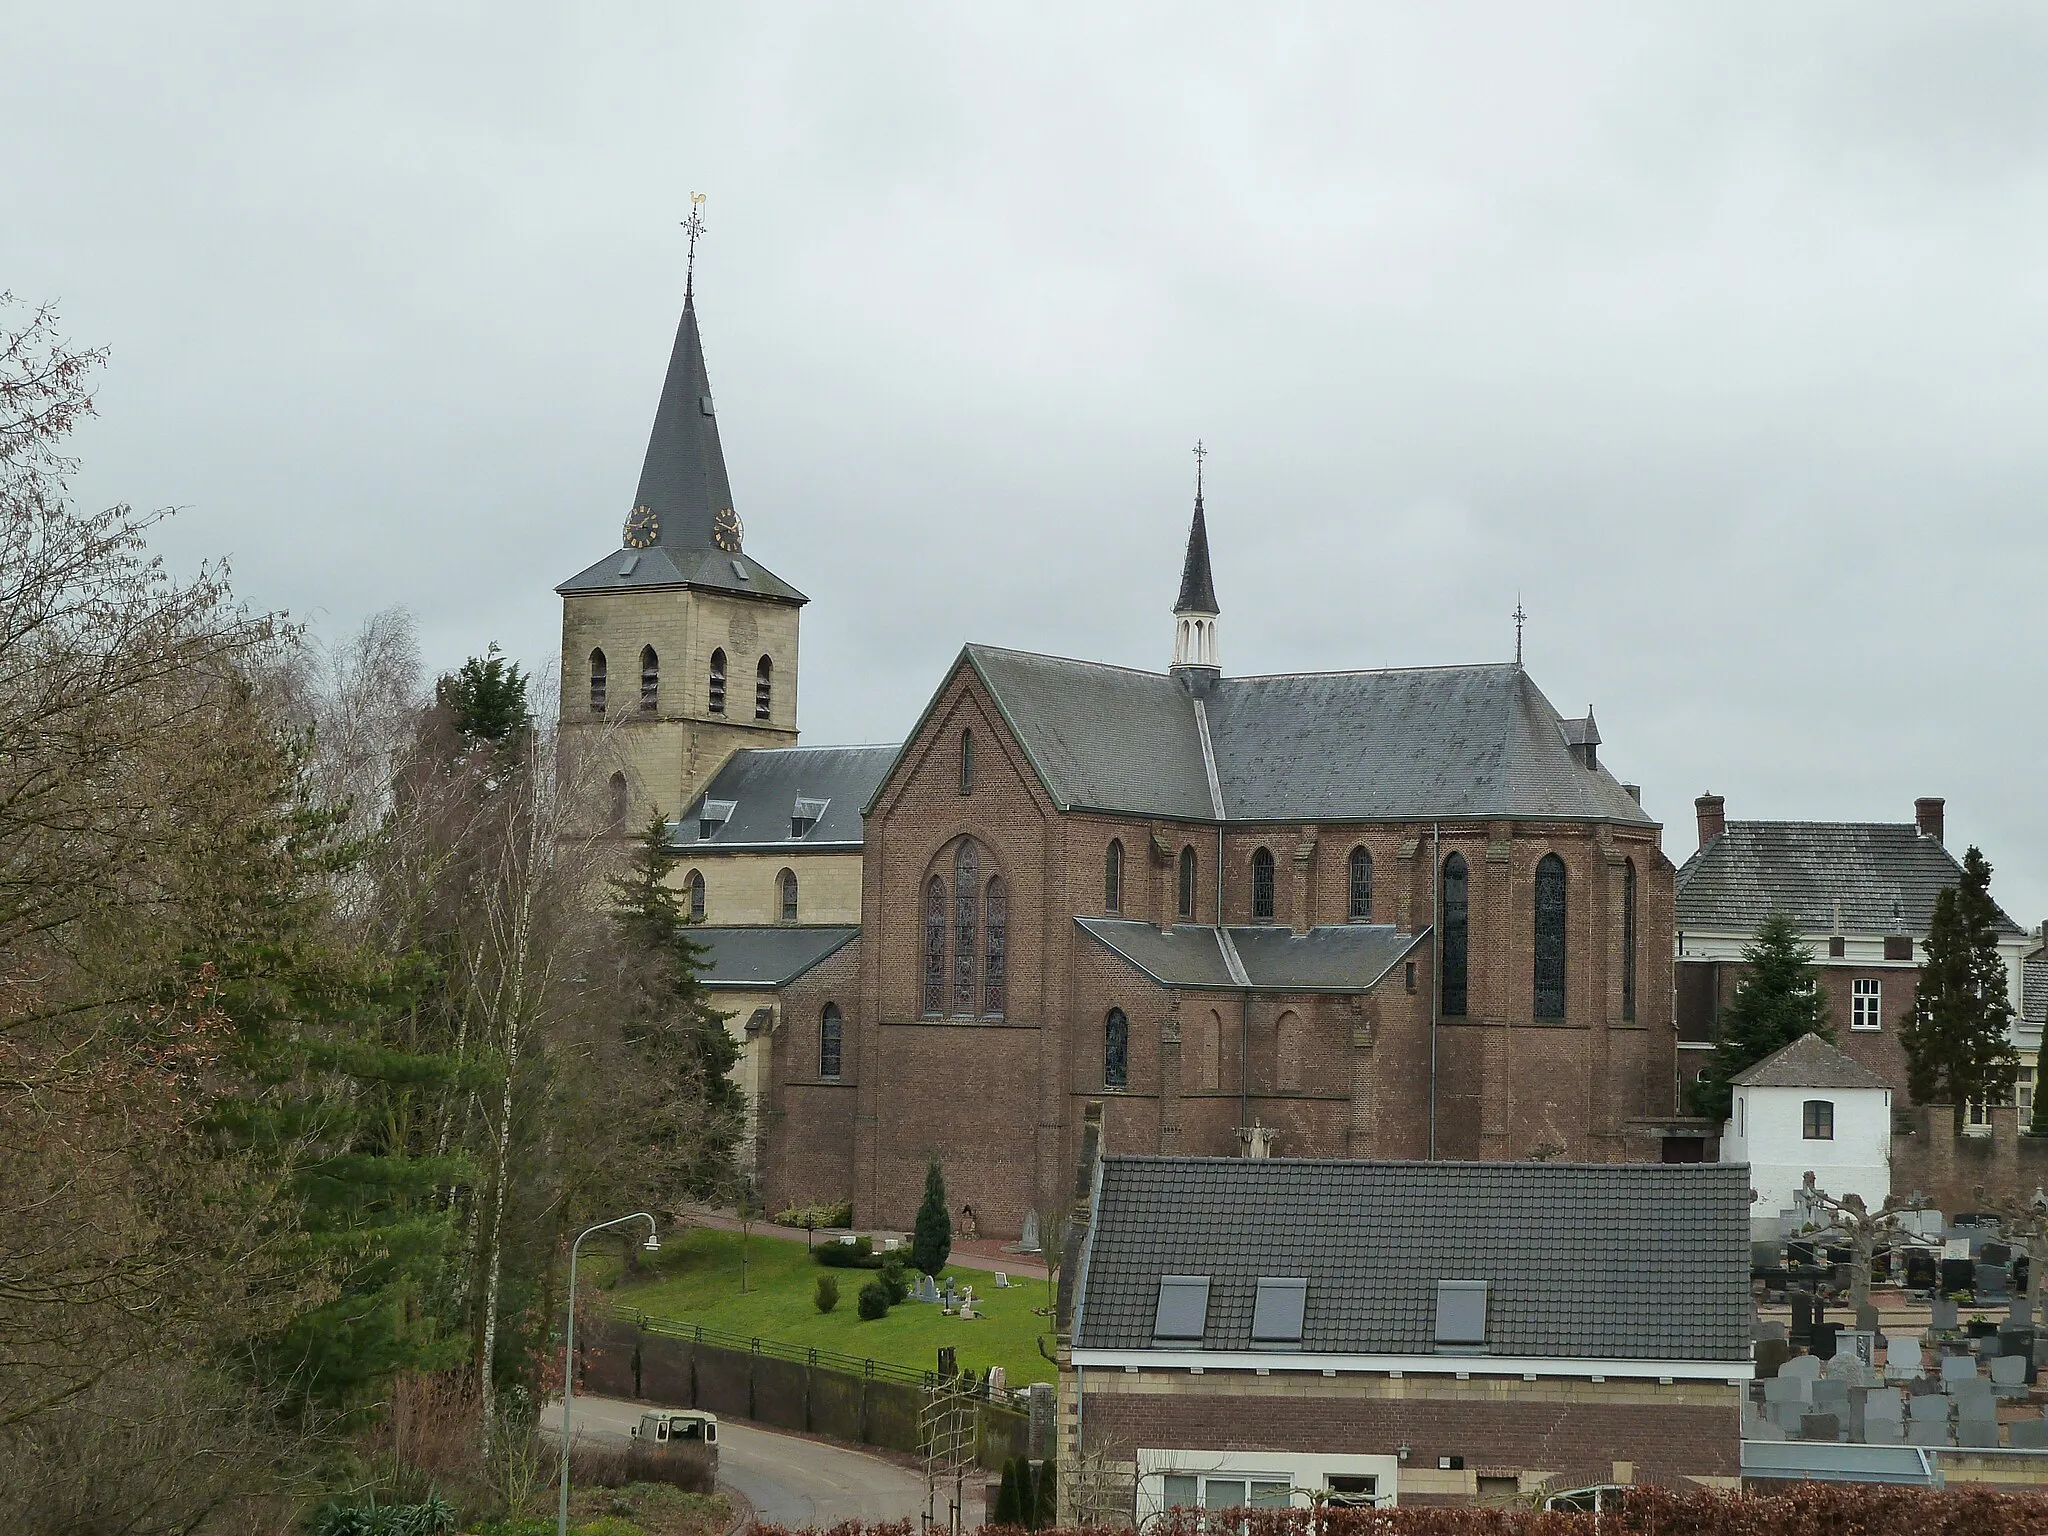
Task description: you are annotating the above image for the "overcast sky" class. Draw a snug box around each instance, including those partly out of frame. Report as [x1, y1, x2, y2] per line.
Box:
[13, 5, 2048, 925]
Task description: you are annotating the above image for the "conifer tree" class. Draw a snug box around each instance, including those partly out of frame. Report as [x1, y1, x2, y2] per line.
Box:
[437, 643, 529, 746]
[1033, 1451, 1057, 1528]
[2031, 1028, 2048, 1138]
[912, 1158, 952, 1277]
[1687, 912, 1832, 1124]
[994, 1458, 1023, 1526]
[1902, 845, 2020, 1117]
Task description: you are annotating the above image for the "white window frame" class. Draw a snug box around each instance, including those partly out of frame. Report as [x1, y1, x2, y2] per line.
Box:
[2022, 1067, 2037, 1125]
[1852, 978, 1882, 1032]
[1137, 1449, 1400, 1520]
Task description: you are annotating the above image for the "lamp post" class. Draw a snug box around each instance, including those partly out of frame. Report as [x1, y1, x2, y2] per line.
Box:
[560, 1212, 659, 1536]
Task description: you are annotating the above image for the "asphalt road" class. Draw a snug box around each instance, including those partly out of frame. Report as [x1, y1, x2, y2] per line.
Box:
[548, 1393, 983, 1529]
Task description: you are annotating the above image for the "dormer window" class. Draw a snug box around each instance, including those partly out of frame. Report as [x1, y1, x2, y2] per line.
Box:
[699, 799, 735, 840]
[792, 797, 829, 838]
[1434, 1280, 1489, 1349]
[1152, 1275, 1211, 1344]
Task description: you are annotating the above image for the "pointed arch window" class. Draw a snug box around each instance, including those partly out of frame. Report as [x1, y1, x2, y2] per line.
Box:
[1621, 857, 1638, 1022]
[608, 771, 629, 828]
[708, 648, 726, 715]
[1535, 853, 1568, 1021]
[1105, 839, 1124, 913]
[1178, 846, 1197, 920]
[922, 877, 946, 1016]
[953, 840, 980, 1014]
[1104, 1008, 1129, 1089]
[686, 869, 705, 922]
[819, 1003, 843, 1079]
[639, 646, 659, 711]
[1348, 846, 1373, 922]
[959, 729, 974, 795]
[984, 878, 1007, 1018]
[1251, 847, 1276, 922]
[1276, 1010, 1303, 1090]
[755, 655, 772, 720]
[589, 648, 608, 713]
[778, 867, 799, 924]
[1441, 853, 1469, 1018]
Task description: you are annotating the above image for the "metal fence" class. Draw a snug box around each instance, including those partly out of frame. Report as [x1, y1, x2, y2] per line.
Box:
[621, 1309, 940, 1388]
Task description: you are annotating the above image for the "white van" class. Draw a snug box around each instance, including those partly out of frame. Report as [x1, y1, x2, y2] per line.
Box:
[631, 1409, 720, 1471]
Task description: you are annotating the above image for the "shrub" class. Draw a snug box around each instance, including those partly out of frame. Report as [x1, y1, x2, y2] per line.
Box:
[566, 1442, 715, 1496]
[815, 1274, 840, 1313]
[879, 1253, 910, 1304]
[813, 1235, 877, 1268]
[775, 1200, 853, 1229]
[993, 1458, 1024, 1525]
[309, 1496, 457, 1536]
[857, 1280, 890, 1320]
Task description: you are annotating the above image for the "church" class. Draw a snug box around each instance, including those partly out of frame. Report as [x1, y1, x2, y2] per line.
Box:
[558, 264, 1696, 1239]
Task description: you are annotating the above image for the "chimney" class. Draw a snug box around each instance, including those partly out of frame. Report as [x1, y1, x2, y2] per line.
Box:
[1695, 793, 1726, 848]
[1915, 797, 1945, 844]
[1622, 783, 1641, 804]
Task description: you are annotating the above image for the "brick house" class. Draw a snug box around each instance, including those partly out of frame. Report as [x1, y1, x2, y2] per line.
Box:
[1057, 1143, 1751, 1512]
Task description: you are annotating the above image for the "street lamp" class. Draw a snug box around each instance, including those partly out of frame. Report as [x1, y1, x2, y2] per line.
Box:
[559, 1212, 659, 1536]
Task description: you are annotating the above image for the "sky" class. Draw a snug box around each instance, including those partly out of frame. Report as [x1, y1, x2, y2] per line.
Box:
[12, 4, 2048, 926]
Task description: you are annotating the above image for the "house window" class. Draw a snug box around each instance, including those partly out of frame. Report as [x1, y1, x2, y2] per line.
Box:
[922, 877, 946, 1016]
[1178, 846, 1196, 920]
[953, 840, 980, 1014]
[778, 867, 798, 923]
[984, 878, 1007, 1018]
[819, 1003, 843, 1079]
[1105, 839, 1123, 913]
[1104, 1008, 1129, 1088]
[708, 648, 726, 714]
[755, 656, 772, 720]
[589, 648, 607, 713]
[1853, 978, 1882, 1031]
[1621, 857, 1637, 1022]
[1441, 853, 1469, 1018]
[1251, 848, 1275, 922]
[686, 869, 705, 921]
[2023, 1068, 2038, 1125]
[1158, 1475, 1293, 1515]
[1829, 936, 1847, 958]
[959, 729, 973, 795]
[1348, 846, 1372, 922]
[639, 645, 659, 711]
[1803, 1099, 1835, 1140]
[1884, 935, 1913, 962]
[1534, 853, 1567, 1021]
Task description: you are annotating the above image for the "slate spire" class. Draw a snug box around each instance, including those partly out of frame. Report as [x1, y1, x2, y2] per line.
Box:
[1172, 443, 1220, 682]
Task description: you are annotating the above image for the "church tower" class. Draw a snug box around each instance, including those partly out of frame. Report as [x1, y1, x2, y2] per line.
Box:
[556, 225, 805, 824]
[1170, 447, 1220, 687]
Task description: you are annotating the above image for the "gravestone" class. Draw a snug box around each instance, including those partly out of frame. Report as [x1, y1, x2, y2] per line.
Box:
[1956, 1414, 2001, 1448]
[1941, 1354, 1979, 1384]
[1991, 1353, 2030, 1390]
[1866, 1419, 1905, 1444]
[1885, 1353, 1923, 1384]
[1856, 1303, 1882, 1334]
[1906, 1249, 1940, 1290]
[1812, 1379, 1850, 1410]
[2011, 1296, 2035, 1327]
[1769, 1400, 1807, 1432]
[1748, 1417, 1789, 1442]
[1019, 1209, 1041, 1253]
[1754, 1338, 1792, 1379]
[1932, 1297, 1960, 1330]
[994, 1272, 1009, 1288]
[1836, 1330, 1877, 1369]
[1909, 1393, 1951, 1422]
[1865, 1387, 1904, 1423]
[1811, 1321, 1841, 1360]
[1791, 1292, 1817, 1346]
[1943, 1258, 1976, 1295]
[1796, 1411, 1840, 1441]
[1753, 1320, 1788, 1343]
[1984, 1241, 2013, 1267]
[2012, 1419, 2048, 1450]
[1978, 1263, 2011, 1301]
[1762, 1375, 1810, 1406]
[1781, 1353, 1824, 1383]
[1999, 1326, 2038, 1378]
[1909, 1419, 1952, 1447]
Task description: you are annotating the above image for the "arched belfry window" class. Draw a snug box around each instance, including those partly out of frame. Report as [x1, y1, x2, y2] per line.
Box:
[1104, 1008, 1129, 1089]
[639, 646, 659, 711]
[1348, 847, 1373, 922]
[984, 878, 1007, 1018]
[1621, 857, 1638, 1023]
[1441, 853, 1470, 1018]
[778, 867, 799, 924]
[1178, 846, 1197, 920]
[1534, 853, 1568, 1021]
[686, 869, 705, 922]
[959, 729, 974, 795]
[708, 648, 726, 715]
[819, 1004, 843, 1079]
[922, 877, 946, 1016]
[1104, 839, 1124, 913]
[1251, 847, 1276, 922]
[755, 656, 772, 720]
[608, 771, 628, 827]
[953, 840, 980, 1014]
[589, 648, 608, 713]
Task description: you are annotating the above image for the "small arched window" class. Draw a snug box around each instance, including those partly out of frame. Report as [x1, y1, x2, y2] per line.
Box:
[1441, 853, 1470, 1018]
[608, 771, 629, 827]
[708, 648, 726, 714]
[1105, 839, 1124, 913]
[1178, 846, 1197, 921]
[1534, 852, 1568, 1021]
[755, 655, 772, 720]
[959, 729, 974, 795]
[922, 877, 946, 1016]
[686, 869, 705, 922]
[984, 878, 1007, 1018]
[1104, 1008, 1130, 1089]
[1276, 1010, 1303, 1090]
[778, 867, 799, 924]
[639, 646, 659, 712]
[819, 1003, 843, 1079]
[953, 840, 980, 1014]
[1621, 857, 1638, 1023]
[1348, 846, 1373, 923]
[1251, 847, 1276, 922]
[589, 648, 608, 713]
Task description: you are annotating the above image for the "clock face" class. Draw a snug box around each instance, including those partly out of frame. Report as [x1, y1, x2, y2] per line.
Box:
[712, 506, 744, 553]
[623, 504, 659, 549]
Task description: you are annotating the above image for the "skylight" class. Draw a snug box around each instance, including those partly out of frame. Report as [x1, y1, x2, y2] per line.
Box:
[1152, 1275, 1211, 1344]
[1434, 1280, 1489, 1348]
[1250, 1278, 1307, 1347]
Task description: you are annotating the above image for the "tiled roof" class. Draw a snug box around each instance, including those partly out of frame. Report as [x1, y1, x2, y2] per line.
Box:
[556, 541, 805, 603]
[1077, 919, 1424, 992]
[671, 745, 898, 851]
[2026, 955, 2048, 1027]
[1675, 821, 2022, 937]
[1073, 1157, 1751, 1362]
[965, 647, 1654, 826]
[692, 925, 858, 989]
[1730, 1033, 1892, 1091]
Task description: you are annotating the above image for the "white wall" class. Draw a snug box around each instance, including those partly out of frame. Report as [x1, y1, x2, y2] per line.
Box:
[1723, 1083, 1890, 1215]
[1135, 1448, 1404, 1516]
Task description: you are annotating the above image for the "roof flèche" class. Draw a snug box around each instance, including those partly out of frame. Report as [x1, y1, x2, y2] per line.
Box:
[672, 744, 898, 851]
[692, 925, 859, 989]
[1073, 1157, 1751, 1362]
[1174, 493, 1219, 616]
[1730, 1033, 1893, 1092]
[1078, 919, 1425, 992]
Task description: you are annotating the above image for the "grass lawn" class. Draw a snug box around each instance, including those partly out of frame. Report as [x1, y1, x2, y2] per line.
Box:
[603, 1226, 1057, 1386]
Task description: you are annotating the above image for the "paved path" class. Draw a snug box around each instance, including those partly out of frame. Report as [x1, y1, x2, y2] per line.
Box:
[548, 1392, 982, 1529]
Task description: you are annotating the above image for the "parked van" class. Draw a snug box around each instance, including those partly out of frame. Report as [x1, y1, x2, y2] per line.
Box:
[631, 1409, 719, 1472]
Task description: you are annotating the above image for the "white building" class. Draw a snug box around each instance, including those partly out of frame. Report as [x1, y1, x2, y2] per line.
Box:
[1720, 1033, 1892, 1219]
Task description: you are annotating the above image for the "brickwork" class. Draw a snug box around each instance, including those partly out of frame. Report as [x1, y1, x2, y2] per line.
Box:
[754, 939, 861, 1208]
[1678, 957, 1921, 1100]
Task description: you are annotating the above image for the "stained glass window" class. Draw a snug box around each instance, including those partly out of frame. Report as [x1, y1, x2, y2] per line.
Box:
[1251, 847, 1275, 921]
[954, 840, 980, 1014]
[1534, 852, 1567, 1021]
[984, 878, 1007, 1018]
[589, 648, 607, 713]
[779, 867, 799, 924]
[755, 656, 772, 720]
[1441, 853, 1469, 1018]
[608, 771, 628, 827]
[708, 648, 726, 714]
[959, 729, 973, 795]
[819, 1003, 843, 1079]
[687, 869, 705, 921]
[1105, 839, 1123, 913]
[1178, 846, 1196, 920]
[639, 645, 659, 711]
[922, 877, 946, 1016]
[1104, 1008, 1129, 1089]
[1348, 846, 1373, 922]
[1621, 857, 1637, 1023]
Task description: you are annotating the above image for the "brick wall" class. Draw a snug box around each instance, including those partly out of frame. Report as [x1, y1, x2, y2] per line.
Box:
[1678, 957, 1921, 1098]
[755, 940, 861, 1212]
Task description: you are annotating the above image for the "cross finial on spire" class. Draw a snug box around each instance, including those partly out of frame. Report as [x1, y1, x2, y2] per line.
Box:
[683, 192, 708, 301]
[1512, 595, 1528, 667]
[1192, 438, 1206, 503]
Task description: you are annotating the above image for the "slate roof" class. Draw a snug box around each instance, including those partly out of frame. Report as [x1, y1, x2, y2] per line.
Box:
[693, 925, 859, 989]
[1077, 919, 1425, 992]
[2025, 955, 2048, 1026]
[962, 647, 1654, 826]
[1731, 1033, 1892, 1091]
[671, 745, 898, 851]
[1675, 821, 2022, 937]
[1072, 1157, 1751, 1363]
[1174, 496, 1219, 615]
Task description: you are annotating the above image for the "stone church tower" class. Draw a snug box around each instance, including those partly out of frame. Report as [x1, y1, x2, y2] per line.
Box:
[556, 263, 807, 823]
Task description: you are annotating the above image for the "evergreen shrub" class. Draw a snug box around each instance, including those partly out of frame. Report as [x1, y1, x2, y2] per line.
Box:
[856, 1280, 889, 1320]
[815, 1274, 839, 1313]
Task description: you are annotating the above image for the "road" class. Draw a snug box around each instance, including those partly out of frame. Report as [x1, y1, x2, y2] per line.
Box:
[548, 1392, 984, 1529]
